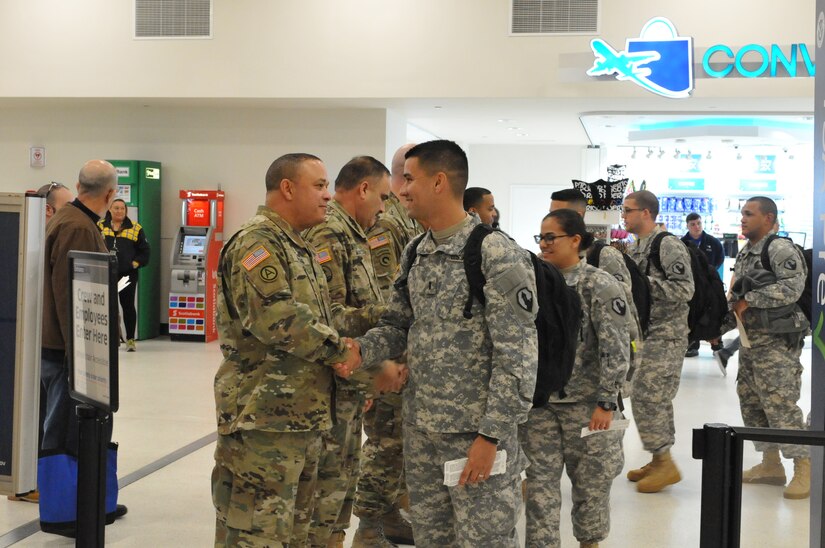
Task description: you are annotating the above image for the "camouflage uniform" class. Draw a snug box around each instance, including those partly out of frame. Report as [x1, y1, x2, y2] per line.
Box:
[357, 215, 538, 547]
[731, 235, 809, 458]
[212, 206, 379, 547]
[627, 227, 694, 455]
[355, 193, 423, 521]
[303, 200, 385, 544]
[521, 259, 629, 548]
[589, 243, 642, 350]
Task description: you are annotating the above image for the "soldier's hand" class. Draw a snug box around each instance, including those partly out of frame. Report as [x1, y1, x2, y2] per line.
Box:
[733, 298, 749, 317]
[459, 436, 496, 486]
[589, 407, 613, 431]
[333, 338, 362, 378]
[374, 361, 405, 394]
[363, 399, 374, 413]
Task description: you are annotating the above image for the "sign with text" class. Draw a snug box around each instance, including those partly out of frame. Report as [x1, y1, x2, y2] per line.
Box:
[68, 252, 119, 412]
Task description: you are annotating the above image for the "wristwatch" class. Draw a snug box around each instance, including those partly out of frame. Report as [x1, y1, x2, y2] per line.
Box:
[596, 401, 618, 412]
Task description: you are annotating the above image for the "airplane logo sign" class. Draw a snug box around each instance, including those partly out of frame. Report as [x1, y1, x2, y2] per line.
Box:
[587, 17, 694, 99]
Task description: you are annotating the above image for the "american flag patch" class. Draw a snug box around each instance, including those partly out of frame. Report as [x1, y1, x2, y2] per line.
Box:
[316, 248, 332, 264]
[368, 234, 390, 249]
[242, 246, 271, 271]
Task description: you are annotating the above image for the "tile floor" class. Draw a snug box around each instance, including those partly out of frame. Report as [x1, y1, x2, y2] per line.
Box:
[0, 336, 814, 547]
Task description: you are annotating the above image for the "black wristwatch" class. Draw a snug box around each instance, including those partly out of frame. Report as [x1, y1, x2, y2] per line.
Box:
[596, 401, 618, 412]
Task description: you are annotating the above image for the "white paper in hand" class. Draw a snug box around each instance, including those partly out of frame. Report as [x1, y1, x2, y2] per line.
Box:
[118, 276, 131, 293]
[443, 450, 507, 487]
[580, 419, 630, 438]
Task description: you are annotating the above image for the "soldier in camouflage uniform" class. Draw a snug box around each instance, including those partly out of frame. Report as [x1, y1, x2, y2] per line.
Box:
[341, 141, 538, 547]
[621, 190, 694, 494]
[212, 154, 383, 547]
[729, 197, 810, 499]
[353, 144, 421, 547]
[303, 156, 391, 547]
[522, 209, 629, 548]
[550, 188, 642, 350]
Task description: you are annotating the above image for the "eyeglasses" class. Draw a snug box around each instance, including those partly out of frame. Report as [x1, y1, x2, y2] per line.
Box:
[36, 181, 66, 198]
[621, 207, 644, 215]
[534, 233, 572, 244]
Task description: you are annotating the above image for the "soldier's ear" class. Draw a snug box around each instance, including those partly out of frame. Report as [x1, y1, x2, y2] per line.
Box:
[358, 180, 370, 200]
[280, 178, 294, 200]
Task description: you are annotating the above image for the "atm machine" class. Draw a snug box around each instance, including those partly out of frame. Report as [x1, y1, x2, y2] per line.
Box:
[169, 190, 224, 342]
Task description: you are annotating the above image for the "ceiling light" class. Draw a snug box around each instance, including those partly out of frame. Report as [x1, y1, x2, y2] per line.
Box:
[658, 148, 665, 159]
[673, 149, 680, 159]
[434, 105, 442, 109]
[497, 119, 510, 123]
[516, 133, 528, 137]
[737, 152, 742, 160]
[631, 148, 637, 159]
[646, 148, 654, 159]
[706, 151, 712, 160]
[507, 127, 521, 131]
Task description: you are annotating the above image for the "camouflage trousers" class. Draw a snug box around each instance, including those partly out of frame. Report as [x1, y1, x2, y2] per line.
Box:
[629, 337, 686, 454]
[404, 426, 525, 548]
[520, 402, 624, 548]
[353, 393, 407, 520]
[212, 429, 323, 548]
[308, 389, 364, 545]
[737, 331, 808, 459]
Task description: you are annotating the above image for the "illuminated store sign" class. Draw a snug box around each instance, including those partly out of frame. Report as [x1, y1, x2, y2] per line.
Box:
[587, 17, 814, 98]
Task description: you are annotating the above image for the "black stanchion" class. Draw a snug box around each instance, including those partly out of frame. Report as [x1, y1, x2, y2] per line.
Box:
[76, 404, 108, 548]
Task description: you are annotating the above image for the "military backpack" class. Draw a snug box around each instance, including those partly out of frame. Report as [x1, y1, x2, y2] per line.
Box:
[400, 224, 582, 407]
[760, 234, 813, 323]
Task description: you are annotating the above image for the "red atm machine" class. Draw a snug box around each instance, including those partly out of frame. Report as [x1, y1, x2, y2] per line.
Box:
[169, 190, 224, 342]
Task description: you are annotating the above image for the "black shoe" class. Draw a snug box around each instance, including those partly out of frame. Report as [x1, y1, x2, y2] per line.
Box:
[711, 343, 724, 352]
[105, 504, 128, 524]
[684, 349, 699, 358]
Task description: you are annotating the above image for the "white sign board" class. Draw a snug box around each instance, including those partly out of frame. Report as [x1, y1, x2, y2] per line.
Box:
[29, 147, 45, 168]
[116, 184, 131, 203]
[69, 252, 118, 411]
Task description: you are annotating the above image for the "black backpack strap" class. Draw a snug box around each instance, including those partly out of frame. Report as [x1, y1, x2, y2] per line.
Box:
[760, 233, 781, 272]
[393, 232, 427, 293]
[587, 240, 605, 268]
[462, 224, 496, 319]
[646, 231, 673, 275]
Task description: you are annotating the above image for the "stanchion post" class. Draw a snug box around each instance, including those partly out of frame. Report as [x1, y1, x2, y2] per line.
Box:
[76, 404, 107, 548]
[693, 423, 733, 548]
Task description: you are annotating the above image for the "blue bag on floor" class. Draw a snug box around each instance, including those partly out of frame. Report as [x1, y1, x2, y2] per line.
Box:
[38, 443, 119, 529]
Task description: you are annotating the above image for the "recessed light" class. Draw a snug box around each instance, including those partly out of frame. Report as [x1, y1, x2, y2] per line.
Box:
[497, 119, 510, 123]
[434, 105, 442, 109]
[507, 127, 522, 131]
[516, 133, 528, 137]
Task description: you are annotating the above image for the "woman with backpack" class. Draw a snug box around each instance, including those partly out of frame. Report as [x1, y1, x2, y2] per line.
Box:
[521, 209, 630, 548]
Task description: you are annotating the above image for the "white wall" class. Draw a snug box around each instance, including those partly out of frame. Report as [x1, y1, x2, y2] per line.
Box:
[0, 104, 391, 321]
[466, 144, 586, 249]
[0, 0, 813, 99]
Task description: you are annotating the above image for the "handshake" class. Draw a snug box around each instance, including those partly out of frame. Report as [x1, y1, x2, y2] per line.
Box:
[333, 337, 409, 394]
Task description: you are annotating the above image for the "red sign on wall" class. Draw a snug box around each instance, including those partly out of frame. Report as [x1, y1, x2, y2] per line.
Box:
[186, 199, 211, 226]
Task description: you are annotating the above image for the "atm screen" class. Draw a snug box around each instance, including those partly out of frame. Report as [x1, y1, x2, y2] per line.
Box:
[182, 235, 206, 256]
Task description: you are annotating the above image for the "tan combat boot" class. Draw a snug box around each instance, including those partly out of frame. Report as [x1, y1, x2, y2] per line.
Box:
[326, 530, 345, 548]
[783, 458, 811, 499]
[627, 460, 653, 482]
[381, 508, 414, 545]
[742, 449, 786, 485]
[580, 542, 599, 548]
[637, 451, 681, 493]
[352, 520, 397, 548]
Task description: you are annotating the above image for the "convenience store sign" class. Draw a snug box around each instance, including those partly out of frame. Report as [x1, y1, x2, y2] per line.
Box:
[739, 179, 777, 192]
[668, 178, 705, 191]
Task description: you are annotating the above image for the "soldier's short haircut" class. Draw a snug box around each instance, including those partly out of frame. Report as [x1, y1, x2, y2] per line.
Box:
[550, 188, 587, 210]
[545, 208, 595, 251]
[265, 153, 322, 192]
[747, 196, 778, 222]
[625, 190, 659, 217]
[405, 140, 469, 198]
[463, 187, 492, 211]
[334, 156, 390, 191]
[686, 212, 701, 223]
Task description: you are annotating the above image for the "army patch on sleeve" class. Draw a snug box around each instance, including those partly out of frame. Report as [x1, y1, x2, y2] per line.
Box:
[368, 234, 391, 249]
[784, 258, 797, 270]
[316, 248, 332, 264]
[516, 287, 534, 312]
[611, 298, 627, 316]
[260, 265, 279, 282]
[242, 246, 271, 271]
[671, 262, 686, 275]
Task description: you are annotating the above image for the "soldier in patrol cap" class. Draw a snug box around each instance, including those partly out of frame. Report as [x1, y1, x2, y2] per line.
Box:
[621, 190, 694, 494]
[212, 153, 386, 547]
[353, 144, 422, 547]
[523, 209, 629, 548]
[340, 140, 538, 547]
[303, 155, 391, 547]
[730, 196, 810, 499]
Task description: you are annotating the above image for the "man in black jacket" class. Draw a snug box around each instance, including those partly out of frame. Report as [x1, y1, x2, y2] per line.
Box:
[682, 212, 725, 357]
